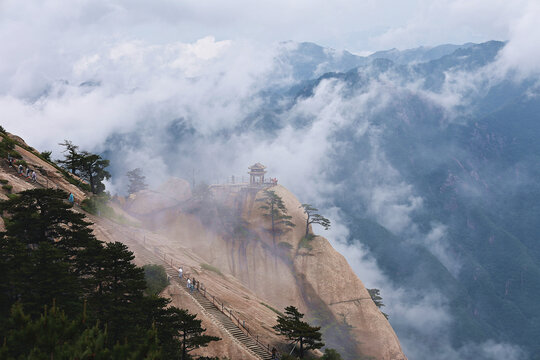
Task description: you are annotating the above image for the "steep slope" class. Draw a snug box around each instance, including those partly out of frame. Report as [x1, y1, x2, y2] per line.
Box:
[0, 132, 407, 359]
[129, 183, 407, 359]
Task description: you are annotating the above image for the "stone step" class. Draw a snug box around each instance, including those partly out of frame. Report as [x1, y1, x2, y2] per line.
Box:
[127, 238, 274, 359]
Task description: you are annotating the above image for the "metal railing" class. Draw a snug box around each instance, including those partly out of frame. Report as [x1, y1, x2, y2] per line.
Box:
[147, 242, 279, 358]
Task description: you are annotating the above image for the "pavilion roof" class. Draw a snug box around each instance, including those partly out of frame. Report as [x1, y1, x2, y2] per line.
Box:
[248, 163, 266, 170]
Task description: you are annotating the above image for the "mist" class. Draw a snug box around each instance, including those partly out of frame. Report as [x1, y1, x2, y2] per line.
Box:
[2, 1, 540, 359]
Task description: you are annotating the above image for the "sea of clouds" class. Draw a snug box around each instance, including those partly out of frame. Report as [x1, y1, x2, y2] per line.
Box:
[2, 1, 540, 358]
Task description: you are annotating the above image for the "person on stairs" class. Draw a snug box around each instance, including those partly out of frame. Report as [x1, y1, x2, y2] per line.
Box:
[31, 170, 37, 183]
[187, 278, 192, 291]
[178, 267, 183, 279]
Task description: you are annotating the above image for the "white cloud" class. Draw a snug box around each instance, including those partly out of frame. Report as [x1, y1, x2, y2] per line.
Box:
[0, 2, 537, 358]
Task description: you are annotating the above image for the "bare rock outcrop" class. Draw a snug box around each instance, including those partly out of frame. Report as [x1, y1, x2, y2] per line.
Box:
[128, 183, 407, 360]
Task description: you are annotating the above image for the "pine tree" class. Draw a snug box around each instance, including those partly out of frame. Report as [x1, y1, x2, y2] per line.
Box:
[173, 308, 220, 360]
[78, 151, 111, 194]
[126, 168, 148, 195]
[257, 190, 296, 249]
[300, 204, 331, 238]
[1, 302, 161, 359]
[0, 189, 97, 319]
[367, 288, 389, 319]
[56, 140, 81, 175]
[273, 306, 324, 358]
[0, 188, 218, 358]
[88, 241, 147, 344]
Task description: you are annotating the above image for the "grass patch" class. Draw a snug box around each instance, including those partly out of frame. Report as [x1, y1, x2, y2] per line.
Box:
[200, 263, 223, 276]
[0, 179, 8, 185]
[6, 193, 19, 200]
[2, 184, 13, 193]
[143, 264, 168, 295]
[260, 302, 283, 316]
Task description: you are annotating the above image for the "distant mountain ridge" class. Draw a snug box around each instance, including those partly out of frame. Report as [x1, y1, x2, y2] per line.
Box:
[96, 39, 538, 359]
[276, 40, 480, 81]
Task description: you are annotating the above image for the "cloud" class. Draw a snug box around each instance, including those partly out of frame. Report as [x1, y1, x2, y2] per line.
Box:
[496, 2, 540, 77]
[1, 2, 537, 358]
[0, 42, 499, 359]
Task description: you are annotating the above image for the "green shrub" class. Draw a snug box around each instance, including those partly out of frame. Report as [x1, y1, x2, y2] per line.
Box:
[143, 264, 169, 295]
[322, 348, 343, 360]
[0, 125, 6, 134]
[10, 151, 22, 159]
[0, 135, 16, 157]
[6, 193, 18, 200]
[298, 236, 314, 251]
[40, 151, 52, 161]
[200, 263, 223, 276]
[2, 184, 13, 193]
[81, 195, 113, 216]
[81, 195, 138, 226]
[0, 179, 8, 184]
[15, 159, 27, 167]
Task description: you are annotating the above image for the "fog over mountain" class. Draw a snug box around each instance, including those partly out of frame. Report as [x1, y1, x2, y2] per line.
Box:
[3, 1, 540, 359]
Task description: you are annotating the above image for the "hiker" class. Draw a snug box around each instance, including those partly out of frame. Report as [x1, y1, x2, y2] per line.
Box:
[178, 267, 183, 279]
[25, 168, 30, 178]
[196, 280, 199, 291]
[18, 164, 23, 174]
[31, 171, 36, 182]
[271, 347, 277, 360]
[187, 278, 191, 290]
[7, 154, 13, 167]
[191, 277, 196, 293]
[68, 193, 74, 204]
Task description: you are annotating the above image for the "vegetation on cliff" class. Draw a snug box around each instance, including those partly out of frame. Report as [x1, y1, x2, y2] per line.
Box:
[274, 306, 324, 358]
[57, 140, 111, 194]
[0, 188, 219, 359]
[257, 190, 296, 248]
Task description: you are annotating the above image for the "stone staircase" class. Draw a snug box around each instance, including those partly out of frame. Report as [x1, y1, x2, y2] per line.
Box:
[113, 228, 275, 360]
[165, 268, 274, 360]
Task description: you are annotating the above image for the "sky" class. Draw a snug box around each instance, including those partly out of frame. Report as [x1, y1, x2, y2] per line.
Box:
[1, 1, 539, 359]
[0, 0, 537, 54]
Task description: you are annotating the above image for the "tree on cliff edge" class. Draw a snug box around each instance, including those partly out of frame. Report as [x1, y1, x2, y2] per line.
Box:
[126, 168, 148, 195]
[273, 306, 324, 358]
[57, 140, 81, 175]
[300, 204, 331, 238]
[78, 151, 111, 194]
[368, 288, 389, 319]
[257, 190, 295, 249]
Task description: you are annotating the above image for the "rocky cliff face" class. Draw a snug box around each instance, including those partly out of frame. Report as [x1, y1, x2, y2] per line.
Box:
[0, 132, 406, 359]
[130, 182, 407, 360]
